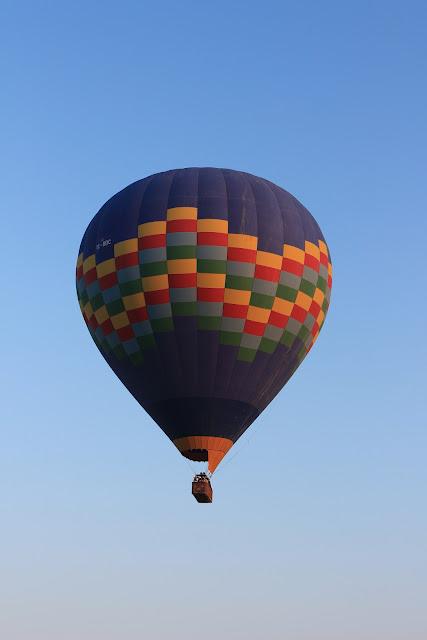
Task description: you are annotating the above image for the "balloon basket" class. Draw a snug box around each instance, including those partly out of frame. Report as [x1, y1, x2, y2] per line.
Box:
[192, 473, 213, 503]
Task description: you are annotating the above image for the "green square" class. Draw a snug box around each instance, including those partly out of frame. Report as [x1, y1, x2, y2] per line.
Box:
[322, 298, 329, 313]
[259, 337, 277, 354]
[225, 275, 253, 291]
[300, 279, 316, 297]
[137, 334, 156, 350]
[197, 259, 227, 274]
[317, 276, 327, 293]
[100, 339, 111, 353]
[130, 351, 144, 366]
[197, 316, 221, 330]
[79, 290, 89, 306]
[120, 279, 142, 296]
[171, 302, 197, 316]
[297, 345, 307, 362]
[276, 284, 297, 302]
[167, 245, 196, 259]
[298, 325, 310, 341]
[141, 261, 167, 277]
[106, 299, 125, 316]
[90, 292, 104, 311]
[249, 292, 273, 309]
[113, 344, 126, 359]
[220, 331, 241, 346]
[151, 317, 173, 332]
[281, 330, 295, 347]
[238, 347, 256, 362]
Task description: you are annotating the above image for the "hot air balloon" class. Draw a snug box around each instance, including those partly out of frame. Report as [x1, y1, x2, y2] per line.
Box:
[76, 168, 332, 502]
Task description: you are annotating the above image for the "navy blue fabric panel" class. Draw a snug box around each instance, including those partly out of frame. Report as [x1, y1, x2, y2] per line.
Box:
[197, 167, 228, 219]
[247, 174, 284, 254]
[167, 168, 199, 209]
[172, 316, 199, 397]
[303, 202, 326, 245]
[294, 199, 320, 246]
[197, 330, 221, 397]
[138, 171, 173, 224]
[272, 187, 306, 250]
[146, 397, 259, 442]
[81, 211, 100, 259]
[154, 331, 186, 399]
[223, 170, 258, 236]
[95, 181, 144, 257]
[214, 343, 240, 397]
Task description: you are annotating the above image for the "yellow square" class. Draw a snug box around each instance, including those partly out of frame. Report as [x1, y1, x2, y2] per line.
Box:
[228, 233, 257, 250]
[138, 220, 166, 237]
[272, 297, 293, 315]
[305, 241, 320, 260]
[83, 301, 93, 319]
[197, 218, 228, 233]
[123, 293, 146, 311]
[313, 287, 324, 306]
[76, 253, 83, 268]
[224, 289, 251, 305]
[94, 305, 109, 324]
[318, 240, 328, 256]
[83, 254, 96, 274]
[167, 258, 197, 274]
[197, 273, 225, 288]
[256, 250, 282, 269]
[247, 306, 270, 322]
[111, 311, 130, 329]
[295, 291, 312, 310]
[96, 258, 116, 277]
[166, 207, 197, 221]
[114, 238, 138, 257]
[283, 244, 305, 263]
[142, 274, 169, 292]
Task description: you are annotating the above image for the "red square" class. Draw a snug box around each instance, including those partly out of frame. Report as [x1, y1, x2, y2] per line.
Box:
[227, 247, 256, 263]
[84, 268, 97, 286]
[197, 288, 224, 302]
[139, 234, 166, 249]
[244, 319, 265, 336]
[127, 307, 148, 323]
[282, 258, 304, 277]
[99, 271, 118, 290]
[167, 219, 197, 233]
[101, 318, 114, 336]
[319, 251, 328, 266]
[116, 252, 139, 270]
[309, 300, 321, 318]
[117, 325, 134, 341]
[168, 273, 197, 288]
[291, 305, 307, 323]
[223, 303, 247, 318]
[145, 289, 170, 305]
[304, 254, 320, 272]
[269, 310, 288, 328]
[197, 232, 228, 246]
[254, 265, 280, 282]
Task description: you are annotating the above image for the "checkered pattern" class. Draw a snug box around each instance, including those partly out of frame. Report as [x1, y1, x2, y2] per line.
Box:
[77, 212, 332, 366]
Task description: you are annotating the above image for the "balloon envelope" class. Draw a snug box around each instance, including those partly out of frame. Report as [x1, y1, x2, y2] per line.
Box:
[76, 168, 332, 472]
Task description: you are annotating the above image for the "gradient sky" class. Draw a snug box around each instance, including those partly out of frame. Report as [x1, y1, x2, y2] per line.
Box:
[1, 2, 426, 639]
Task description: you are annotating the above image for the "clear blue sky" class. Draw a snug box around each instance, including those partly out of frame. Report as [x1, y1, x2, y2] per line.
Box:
[1, 2, 426, 638]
